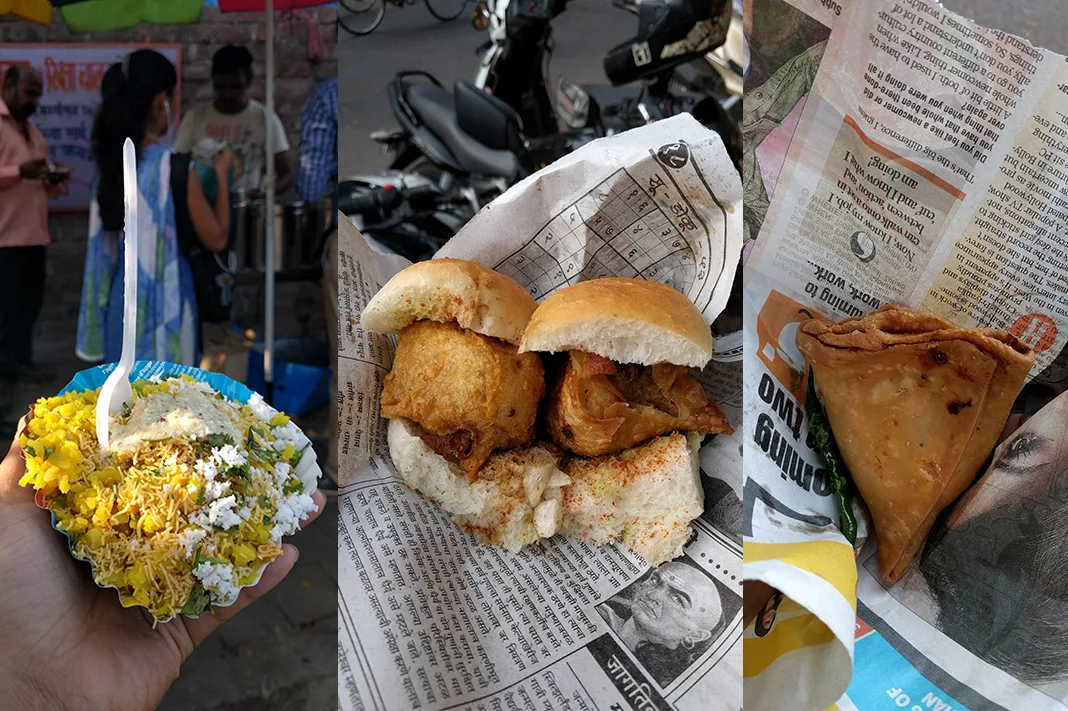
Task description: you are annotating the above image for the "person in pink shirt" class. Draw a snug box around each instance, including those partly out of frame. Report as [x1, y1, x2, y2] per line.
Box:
[0, 64, 69, 427]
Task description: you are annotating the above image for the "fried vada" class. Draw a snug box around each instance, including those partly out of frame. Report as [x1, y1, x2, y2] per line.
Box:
[361, 258, 568, 552]
[380, 319, 544, 477]
[520, 278, 733, 457]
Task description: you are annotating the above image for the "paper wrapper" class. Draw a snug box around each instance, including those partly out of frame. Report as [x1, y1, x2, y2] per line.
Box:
[338, 115, 746, 711]
[27, 360, 321, 622]
[744, 0, 1068, 709]
[341, 114, 744, 482]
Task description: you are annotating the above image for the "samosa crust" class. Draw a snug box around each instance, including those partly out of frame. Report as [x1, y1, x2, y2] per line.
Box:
[797, 306, 1034, 583]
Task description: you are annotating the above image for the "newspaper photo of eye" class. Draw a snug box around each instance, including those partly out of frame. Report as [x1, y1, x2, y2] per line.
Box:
[892, 390, 1068, 693]
[849, 230, 876, 262]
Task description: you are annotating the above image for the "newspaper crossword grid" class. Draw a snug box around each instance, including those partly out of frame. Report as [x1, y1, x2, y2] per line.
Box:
[495, 168, 699, 300]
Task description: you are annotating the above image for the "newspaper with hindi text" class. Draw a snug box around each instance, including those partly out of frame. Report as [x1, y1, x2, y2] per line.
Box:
[743, 1, 1068, 709]
[337, 116, 745, 711]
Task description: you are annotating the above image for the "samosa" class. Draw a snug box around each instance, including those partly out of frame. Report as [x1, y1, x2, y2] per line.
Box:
[797, 305, 1034, 583]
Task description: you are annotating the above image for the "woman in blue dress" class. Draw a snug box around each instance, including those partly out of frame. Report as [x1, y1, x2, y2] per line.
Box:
[77, 49, 232, 366]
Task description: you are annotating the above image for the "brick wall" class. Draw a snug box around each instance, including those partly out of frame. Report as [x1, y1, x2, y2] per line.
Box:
[0, 7, 336, 364]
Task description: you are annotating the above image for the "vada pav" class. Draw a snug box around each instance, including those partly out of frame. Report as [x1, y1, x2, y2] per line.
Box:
[520, 278, 734, 565]
[361, 258, 567, 552]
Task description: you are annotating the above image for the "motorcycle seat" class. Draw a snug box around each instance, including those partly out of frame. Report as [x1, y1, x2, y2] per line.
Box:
[405, 82, 519, 179]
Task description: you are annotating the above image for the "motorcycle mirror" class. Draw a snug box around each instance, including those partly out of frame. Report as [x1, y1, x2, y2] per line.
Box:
[554, 77, 590, 129]
[472, 2, 490, 30]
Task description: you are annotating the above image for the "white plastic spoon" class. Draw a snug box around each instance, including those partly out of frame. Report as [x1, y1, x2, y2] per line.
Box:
[96, 137, 138, 450]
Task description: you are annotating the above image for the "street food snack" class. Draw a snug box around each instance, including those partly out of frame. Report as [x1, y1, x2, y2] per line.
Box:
[796, 305, 1034, 583]
[19, 375, 318, 622]
[522, 278, 733, 565]
[366, 267, 733, 564]
[363, 258, 546, 480]
[363, 258, 566, 552]
[521, 278, 731, 456]
[560, 432, 706, 565]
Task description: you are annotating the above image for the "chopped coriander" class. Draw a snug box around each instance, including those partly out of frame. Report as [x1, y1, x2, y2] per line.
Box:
[43, 446, 56, 460]
[292, 443, 311, 467]
[199, 555, 230, 565]
[206, 433, 234, 448]
[282, 480, 304, 495]
[181, 586, 211, 616]
[193, 547, 230, 567]
[262, 514, 272, 524]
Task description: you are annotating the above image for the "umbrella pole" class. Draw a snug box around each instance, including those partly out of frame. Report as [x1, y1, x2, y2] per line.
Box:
[264, 0, 276, 405]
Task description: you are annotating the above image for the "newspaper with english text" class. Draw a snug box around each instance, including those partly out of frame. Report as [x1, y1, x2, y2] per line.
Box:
[337, 116, 744, 711]
[744, 1, 1068, 709]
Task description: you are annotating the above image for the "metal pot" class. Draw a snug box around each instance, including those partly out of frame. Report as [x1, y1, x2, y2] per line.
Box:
[231, 189, 252, 271]
[250, 200, 283, 273]
[281, 201, 308, 271]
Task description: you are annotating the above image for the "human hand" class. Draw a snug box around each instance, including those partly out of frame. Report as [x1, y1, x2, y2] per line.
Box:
[0, 416, 327, 711]
[213, 148, 235, 177]
[18, 158, 48, 181]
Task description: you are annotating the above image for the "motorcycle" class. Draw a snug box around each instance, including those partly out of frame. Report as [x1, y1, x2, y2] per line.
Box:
[371, 0, 584, 214]
[556, 0, 742, 171]
[358, 0, 741, 260]
[339, 171, 462, 263]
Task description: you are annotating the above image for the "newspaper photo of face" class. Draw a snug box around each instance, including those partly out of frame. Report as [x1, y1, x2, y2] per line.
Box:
[896, 390, 1068, 693]
[597, 558, 736, 688]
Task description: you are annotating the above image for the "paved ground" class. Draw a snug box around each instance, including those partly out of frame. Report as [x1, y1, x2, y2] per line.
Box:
[338, 1, 634, 175]
[941, 0, 1068, 54]
[10, 347, 336, 711]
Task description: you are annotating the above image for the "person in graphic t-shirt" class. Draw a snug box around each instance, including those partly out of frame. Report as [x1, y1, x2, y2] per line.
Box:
[174, 45, 293, 197]
[173, 45, 294, 375]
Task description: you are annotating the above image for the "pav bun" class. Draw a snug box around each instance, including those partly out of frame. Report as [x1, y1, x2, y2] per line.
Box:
[520, 278, 713, 367]
[361, 258, 538, 345]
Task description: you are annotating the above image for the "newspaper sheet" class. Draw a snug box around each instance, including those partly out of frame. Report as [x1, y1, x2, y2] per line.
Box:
[742, 0, 848, 248]
[338, 115, 745, 711]
[743, 0, 1068, 709]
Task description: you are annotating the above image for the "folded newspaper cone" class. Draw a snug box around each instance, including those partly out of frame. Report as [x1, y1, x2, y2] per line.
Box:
[339, 115, 745, 711]
[745, 0, 1068, 709]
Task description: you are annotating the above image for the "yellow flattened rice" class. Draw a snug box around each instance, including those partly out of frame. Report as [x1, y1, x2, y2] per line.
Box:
[19, 375, 318, 622]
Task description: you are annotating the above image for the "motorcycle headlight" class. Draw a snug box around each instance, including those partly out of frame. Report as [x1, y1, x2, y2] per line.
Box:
[472, 2, 490, 30]
[554, 77, 590, 129]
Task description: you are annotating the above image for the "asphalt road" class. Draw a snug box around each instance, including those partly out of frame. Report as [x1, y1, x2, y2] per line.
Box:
[338, 1, 634, 175]
[338, 0, 1068, 176]
[941, 0, 1068, 55]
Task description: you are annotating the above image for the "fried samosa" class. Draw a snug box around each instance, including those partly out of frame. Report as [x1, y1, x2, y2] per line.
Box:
[796, 305, 1034, 583]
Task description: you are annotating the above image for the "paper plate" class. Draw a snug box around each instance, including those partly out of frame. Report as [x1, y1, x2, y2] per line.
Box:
[28, 360, 322, 621]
